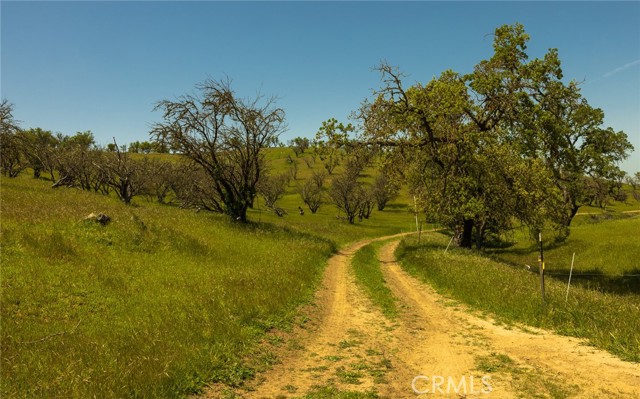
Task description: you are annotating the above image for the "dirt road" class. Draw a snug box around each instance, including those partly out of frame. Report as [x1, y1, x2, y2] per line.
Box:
[201, 235, 640, 398]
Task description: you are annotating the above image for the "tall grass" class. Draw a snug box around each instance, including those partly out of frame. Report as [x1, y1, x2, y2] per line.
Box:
[486, 216, 640, 294]
[351, 242, 398, 319]
[1, 175, 334, 398]
[488, 216, 640, 275]
[396, 233, 640, 362]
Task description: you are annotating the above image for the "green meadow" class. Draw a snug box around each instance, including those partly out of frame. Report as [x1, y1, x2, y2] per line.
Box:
[485, 203, 640, 294]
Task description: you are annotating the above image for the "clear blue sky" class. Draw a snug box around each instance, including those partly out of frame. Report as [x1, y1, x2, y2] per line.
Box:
[2, 1, 639, 172]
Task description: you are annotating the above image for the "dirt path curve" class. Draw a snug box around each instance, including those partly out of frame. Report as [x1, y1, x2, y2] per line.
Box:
[201, 235, 640, 398]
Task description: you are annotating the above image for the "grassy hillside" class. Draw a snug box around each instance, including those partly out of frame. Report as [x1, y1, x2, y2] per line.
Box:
[134, 147, 418, 245]
[3, 146, 637, 397]
[0, 146, 419, 398]
[1, 174, 336, 398]
[251, 147, 418, 245]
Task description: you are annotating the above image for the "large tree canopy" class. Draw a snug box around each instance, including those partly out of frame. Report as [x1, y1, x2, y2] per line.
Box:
[358, 24, 632, 247]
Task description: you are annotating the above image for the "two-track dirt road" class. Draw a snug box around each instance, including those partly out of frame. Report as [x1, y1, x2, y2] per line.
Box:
[201, 234, 640, 398]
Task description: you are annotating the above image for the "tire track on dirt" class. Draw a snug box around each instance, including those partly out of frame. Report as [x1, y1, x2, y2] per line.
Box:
[379, 240, 640, 399]
[200, 232, 413, 398]
[378, 241, 518, 398]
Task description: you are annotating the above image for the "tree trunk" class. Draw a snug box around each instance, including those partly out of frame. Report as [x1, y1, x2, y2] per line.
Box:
[226, 200, 249, 222]
[475, 220, 486, 250]
[565, 203, 580, 227]
[459, 219, 474, 248]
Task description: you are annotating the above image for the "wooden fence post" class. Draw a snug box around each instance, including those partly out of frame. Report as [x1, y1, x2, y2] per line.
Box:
[539, 232, 545, 305]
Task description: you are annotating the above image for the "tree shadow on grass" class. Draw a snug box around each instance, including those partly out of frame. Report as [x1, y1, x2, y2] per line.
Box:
[381, 203, 408, 210]
[474, 240, 640, 297]
[546, 268, 640, 296]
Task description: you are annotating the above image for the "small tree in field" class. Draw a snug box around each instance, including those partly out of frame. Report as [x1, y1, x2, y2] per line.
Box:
[257, 173, 289, 216]
[152, 78, 285, 222]
[358, 187, 375, 220]
[289, 136, 310, 157]
[97, 140, 149, 204]
[0, 100, 26, 177]
[372, 173, 400, 211]
[330, 170, 366, 223]
[315, 119, 351, 175]
[298, 176, 323, 214]
[144, 159, 176, 204]
[18, 128, 58, 179]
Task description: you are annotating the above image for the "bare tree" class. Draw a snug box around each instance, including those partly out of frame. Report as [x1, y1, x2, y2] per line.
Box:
[372, 173, 400, 210]
[152, 78, 285, 222]
[329, 170, 367, 224]
[302, 156, 314, 169]
[171, 163, 224, 212]
[144, 159, 176, 203]
[50, 133, 105, 191]
[96, 141, 149, 204]
[0, 132, 26, 177]
[343, 142, 376, 178]
[624, 173, 638, 191]
[358, 188, 375, 220]
[257, 173, 289, 216]
[311, 170, 327, 189]
[0, 99, 19, 133]
[323, 156, 340, 175]
[298, 177, 323, 214]
[286, 155, 299, 181]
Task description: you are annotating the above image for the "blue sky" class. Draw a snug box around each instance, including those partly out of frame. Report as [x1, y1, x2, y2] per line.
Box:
[2, 1, 639, 172]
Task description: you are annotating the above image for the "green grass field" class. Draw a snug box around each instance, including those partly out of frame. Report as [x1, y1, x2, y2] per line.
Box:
[1, 174, 337, 398]
[485, 214, 640, 294]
